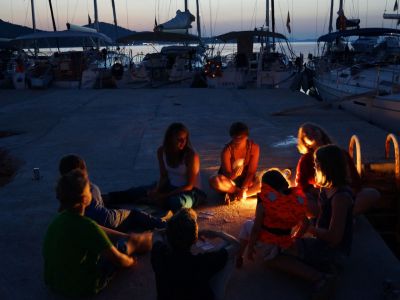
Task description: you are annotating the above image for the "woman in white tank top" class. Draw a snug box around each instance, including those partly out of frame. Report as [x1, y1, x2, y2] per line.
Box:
[107, 123, 205, 214]
[148, 123, 205, 212]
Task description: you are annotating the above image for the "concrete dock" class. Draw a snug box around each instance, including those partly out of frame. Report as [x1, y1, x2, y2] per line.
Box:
[0, 88, 399, 299]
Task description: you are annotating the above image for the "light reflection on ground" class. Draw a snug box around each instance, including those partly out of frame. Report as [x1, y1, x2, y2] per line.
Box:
[271, 135, 298, 148]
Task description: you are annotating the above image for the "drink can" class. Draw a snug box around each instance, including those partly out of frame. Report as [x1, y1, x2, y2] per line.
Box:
[33, 168, 40, 180]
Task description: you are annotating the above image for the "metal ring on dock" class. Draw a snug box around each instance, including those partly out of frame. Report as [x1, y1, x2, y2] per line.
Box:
[349, 135, 362, 176]
[385, 133, 400, 188]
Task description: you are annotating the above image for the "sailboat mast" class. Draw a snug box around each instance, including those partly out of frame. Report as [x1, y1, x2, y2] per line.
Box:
[266, 0, 270, 31]
[196, 0, 201, 38]
[339, 0, 344, 15]
[31, 0, 36, 32]
[94, 0, 100, 32]
[271, 0, 275, 46]
[329, 0, 334, 33]
[48, 0, 57, 31]
[184, 0, 188, 34]
[111, 0, 118, 42]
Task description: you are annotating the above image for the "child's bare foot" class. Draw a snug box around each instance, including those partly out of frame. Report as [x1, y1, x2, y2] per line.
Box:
[236, 256, 244, 268]
[224, 193, 238, 205]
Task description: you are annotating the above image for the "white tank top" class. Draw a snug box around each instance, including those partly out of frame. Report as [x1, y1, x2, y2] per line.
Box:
[163, 153, 201, 188]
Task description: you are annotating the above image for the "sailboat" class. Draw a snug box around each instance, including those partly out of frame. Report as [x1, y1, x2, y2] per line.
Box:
[10, 0, 124, 89]
[205, 0, 299, 89]
[311, 0, 400, 134]
[117, 1, 204, 87]
[312, 0, 400, 101]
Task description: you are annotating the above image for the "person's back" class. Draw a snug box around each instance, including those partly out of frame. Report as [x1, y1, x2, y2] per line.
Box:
[43, 211, 113, 297]
[258, 184, 307, 249]
[151, 209, 238, 300]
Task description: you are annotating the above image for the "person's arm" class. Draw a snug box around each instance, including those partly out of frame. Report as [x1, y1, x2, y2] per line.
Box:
[198, 229, 240, 257]
[160, 150, 200, 198]
[99, 225, 129, 240]
[220, 146, 234, 179]
[240, 143, 260, 191]
[155, 146, 169, 191]
[247, 202, 264, 260]
[308, 193, 352, 246]
[102, 246, 135, 268]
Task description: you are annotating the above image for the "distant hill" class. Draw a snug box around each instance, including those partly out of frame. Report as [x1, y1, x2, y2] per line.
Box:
[84, 22, 135, 41]
[0, 19, 43, 38]
[0, 19, 134, 42]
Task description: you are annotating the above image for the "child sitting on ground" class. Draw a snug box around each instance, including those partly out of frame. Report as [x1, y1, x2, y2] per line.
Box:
[58, 154, 170, 231]
[236, 168, 308, 267]
[151, 208, 240, 300]
[43, 169, 152, 297]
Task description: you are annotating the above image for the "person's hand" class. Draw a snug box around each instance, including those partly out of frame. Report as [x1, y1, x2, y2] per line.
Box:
[247, 245, 256, 261]
[236, 188, 247, 201]
[291, 219, 310, 239]
[306, 224, 317, 237]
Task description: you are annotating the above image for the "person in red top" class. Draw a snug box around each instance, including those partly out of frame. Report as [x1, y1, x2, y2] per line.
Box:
[236, 168, 309, 268]
[209, 122, 260, 204]
[295, 122, 379, 216]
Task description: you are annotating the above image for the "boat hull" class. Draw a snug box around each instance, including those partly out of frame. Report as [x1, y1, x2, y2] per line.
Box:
[341, 95, 400, 134]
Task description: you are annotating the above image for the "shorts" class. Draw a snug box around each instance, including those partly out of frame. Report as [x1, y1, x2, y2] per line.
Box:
[239, 219, 281, 261]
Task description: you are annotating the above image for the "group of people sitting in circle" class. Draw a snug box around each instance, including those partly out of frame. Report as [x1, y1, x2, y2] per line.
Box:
[43, 121, 380, 300]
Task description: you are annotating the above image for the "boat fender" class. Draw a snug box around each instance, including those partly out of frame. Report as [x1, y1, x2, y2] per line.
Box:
[111, 63, 124, 80]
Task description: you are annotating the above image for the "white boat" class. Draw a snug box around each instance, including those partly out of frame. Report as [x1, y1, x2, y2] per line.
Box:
[117, 31, 204, 87]
[340, 92, 400, 135]
[206, 31, 298, 89]
[314, 28, 400, 102]
[27, 60, 53, 89]
[12, 30, 113, 89]
[205, 0, 299, 89]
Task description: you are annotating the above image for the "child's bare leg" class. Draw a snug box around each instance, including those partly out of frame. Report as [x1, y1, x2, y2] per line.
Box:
[236, 239, 248, 268]
[127, 232, 152, 255]
[237, 220, 254, 268]
[209, 175, 238, 194]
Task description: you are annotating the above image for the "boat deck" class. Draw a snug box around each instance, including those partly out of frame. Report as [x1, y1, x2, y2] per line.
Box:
[0, 88, 398, 299]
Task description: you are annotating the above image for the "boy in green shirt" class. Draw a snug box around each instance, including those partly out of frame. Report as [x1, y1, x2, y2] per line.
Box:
[43, 169, 151, 297]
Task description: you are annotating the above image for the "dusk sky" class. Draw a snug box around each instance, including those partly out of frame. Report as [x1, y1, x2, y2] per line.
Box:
[0, 0, 397, 39]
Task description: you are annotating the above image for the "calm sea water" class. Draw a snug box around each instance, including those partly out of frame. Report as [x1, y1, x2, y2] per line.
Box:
[122, 41, 319, 61]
